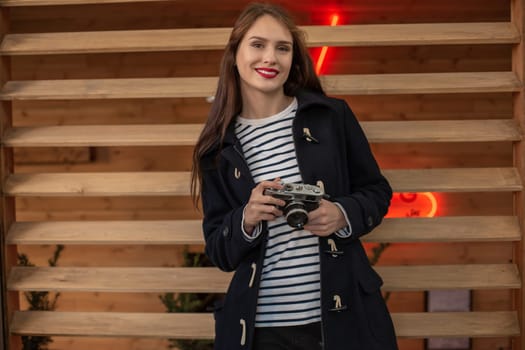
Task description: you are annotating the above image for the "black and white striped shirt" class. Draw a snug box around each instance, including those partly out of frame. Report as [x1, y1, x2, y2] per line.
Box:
[235, 98, 322, 327]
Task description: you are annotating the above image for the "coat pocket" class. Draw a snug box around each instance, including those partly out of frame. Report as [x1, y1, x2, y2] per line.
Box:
[358, 268, 395, 344]
[212, 299, 247, 350]
[213, 299, 224, 320]
[358, 268, 383, 294]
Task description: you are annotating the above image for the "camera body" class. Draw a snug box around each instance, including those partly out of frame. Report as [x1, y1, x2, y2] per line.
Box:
[264, 183, 324, 228]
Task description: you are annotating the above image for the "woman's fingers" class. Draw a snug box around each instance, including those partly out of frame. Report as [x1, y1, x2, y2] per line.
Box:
[244, 179, 285, 227]
[304, 200, 346, 236]
[255, 180, 286, 207]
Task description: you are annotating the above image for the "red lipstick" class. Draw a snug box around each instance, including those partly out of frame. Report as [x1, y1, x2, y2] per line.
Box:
[255, 68, 279, 79]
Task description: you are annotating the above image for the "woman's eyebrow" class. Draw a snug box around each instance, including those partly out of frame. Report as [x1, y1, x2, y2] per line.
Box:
[248, 36, 292, 45]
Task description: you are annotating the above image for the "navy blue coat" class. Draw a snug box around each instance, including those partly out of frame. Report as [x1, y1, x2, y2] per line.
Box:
[199, 90, 398, 350]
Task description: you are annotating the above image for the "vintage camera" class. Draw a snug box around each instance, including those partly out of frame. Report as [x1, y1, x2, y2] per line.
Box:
[264, 183, 324, 228]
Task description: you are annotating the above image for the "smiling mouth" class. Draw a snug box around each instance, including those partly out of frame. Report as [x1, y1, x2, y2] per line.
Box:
[255, 68, 279, 79]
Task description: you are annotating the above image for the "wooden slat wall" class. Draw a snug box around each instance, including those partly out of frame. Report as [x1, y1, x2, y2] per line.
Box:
[0, 7, 8, 349]
[511, 0, 525, 349]
[0, 1, 523, 350]
[0, 6, 22, 350]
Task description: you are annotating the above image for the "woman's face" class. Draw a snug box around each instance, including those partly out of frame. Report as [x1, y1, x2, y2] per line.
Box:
[235, 15, 293, 98]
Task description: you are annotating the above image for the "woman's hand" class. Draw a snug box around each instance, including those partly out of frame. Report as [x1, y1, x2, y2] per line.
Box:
[304, 199, 347, 237]
[243, 178, 286, 234]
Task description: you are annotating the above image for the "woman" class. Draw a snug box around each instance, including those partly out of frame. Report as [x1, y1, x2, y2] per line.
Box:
[191, 3, 398, 350]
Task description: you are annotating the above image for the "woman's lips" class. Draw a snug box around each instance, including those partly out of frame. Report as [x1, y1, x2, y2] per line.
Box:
[255, 68, 279, 79]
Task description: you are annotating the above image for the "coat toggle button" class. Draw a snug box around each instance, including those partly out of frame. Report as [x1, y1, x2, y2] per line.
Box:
[234, 168, 241, 179]
[324, 238, 344, 257]
[302, 128, 319, 144]
[329, 294, 348, 312]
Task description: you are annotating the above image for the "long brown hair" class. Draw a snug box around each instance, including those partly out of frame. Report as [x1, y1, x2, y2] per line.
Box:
[191, 2, 324, 206]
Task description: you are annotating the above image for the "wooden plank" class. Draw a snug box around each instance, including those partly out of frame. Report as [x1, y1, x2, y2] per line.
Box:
[0, 6, 22, 349]
[4, 168, 521, 197]
[0, 28, 231, 55]
[304, 22, 521, 47]
[6, 216, 521, 245]
[376, 264, 521, 291]
[0, 77, 218, 100]
[7, 264, 520, 292]
[3, 120, 521, 147]
[361, 120, 522, 143]
[1, 72, 521, 101]
[8, 267, 231, 293]
[368, 216, 522, 243]
[3, 124, 202, 147]
[382, 167, 522, 193]
[4, 172, 192, 197]
[10, 311, 519, 338]
[0, 23, 519, 55]
[8, 267, 232, 293]
[0, 0, 165, 5]
[6, 220, 205, 245]
[511, 0, 525, 349]
[11, 311, 216, 339]
[394, 311, 520, 338]
[320, 72, 522, 96]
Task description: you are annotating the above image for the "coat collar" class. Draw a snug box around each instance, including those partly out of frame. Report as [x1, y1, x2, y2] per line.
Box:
[214, 89, 336, 152]
[295, 89, 335, 114]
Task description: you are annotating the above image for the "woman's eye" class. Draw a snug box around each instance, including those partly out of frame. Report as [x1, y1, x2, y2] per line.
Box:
[251, 42, 264, 49]
[278, 46, 291, 52]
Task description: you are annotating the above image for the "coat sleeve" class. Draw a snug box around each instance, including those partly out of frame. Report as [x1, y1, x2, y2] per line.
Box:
[332, 100, 393, 239]
[200, 157, 265, 272]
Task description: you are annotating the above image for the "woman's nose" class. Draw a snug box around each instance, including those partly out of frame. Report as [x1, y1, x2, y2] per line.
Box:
[263, 48, 276, 64]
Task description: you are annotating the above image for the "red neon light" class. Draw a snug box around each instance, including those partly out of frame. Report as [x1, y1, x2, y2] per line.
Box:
[315, 14, 340, 75]
[386, 192, 439, 218]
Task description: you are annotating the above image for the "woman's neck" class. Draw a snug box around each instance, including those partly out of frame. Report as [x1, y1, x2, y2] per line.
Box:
[240, 91, 293, 119]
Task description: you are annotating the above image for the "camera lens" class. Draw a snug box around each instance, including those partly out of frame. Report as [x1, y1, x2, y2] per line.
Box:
[284, 201, 308, 228]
